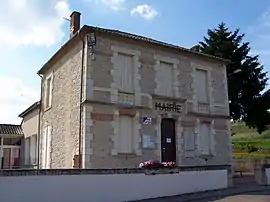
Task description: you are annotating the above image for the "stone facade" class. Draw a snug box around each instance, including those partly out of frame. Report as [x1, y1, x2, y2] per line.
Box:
[80, 34, 231, 168]
[40, 41, 83, 168]
[40, 31, 232, 169]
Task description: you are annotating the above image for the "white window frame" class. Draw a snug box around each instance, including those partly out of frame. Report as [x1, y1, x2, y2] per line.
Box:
[118, 115, 134, 154]
[44, 73, 53, 110]
[0, 137, 21, 169]
[41, 126, 51, 169]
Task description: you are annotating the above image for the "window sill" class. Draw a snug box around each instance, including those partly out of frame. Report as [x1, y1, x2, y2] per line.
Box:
[117, 153, 137, 158]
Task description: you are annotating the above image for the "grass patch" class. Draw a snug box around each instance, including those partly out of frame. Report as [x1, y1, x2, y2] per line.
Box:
[233, 152, 270, 159]
[231, 121, 270, 156]
[232, 121, 270, 140]
[233, 139, 270, 149]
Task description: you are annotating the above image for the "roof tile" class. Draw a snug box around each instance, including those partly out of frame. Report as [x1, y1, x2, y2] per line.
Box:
[0, 124, 23, 135]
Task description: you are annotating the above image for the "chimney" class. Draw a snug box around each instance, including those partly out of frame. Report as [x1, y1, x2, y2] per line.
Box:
[70, 11, 81, 38]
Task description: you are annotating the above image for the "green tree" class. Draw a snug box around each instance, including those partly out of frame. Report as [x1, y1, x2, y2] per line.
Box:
[198, 23, 270, 133]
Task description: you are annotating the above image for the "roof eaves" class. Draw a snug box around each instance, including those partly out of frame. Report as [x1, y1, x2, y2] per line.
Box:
[84, 25, 230, 64]
[18, 101, 41, 118]
[37, 30, 82, 75]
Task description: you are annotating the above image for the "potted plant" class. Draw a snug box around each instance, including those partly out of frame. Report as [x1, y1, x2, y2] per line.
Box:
[139, 160, 178, 175]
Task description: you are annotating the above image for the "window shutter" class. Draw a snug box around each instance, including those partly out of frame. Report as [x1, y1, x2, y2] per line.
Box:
[157, 62, 173, 96]
[118, 116, 133, 153]
[46, 126, 52, 169]
[24, 138, 30, 165]
[49, 74, 53, 107]
[199, 123, 211, 155]
[116, 53, 134, 92]
[195, 69, 208, 102]
[184, 130, 195, 151]
[30, 135, 37, 164]
[41, 127, 47, 169]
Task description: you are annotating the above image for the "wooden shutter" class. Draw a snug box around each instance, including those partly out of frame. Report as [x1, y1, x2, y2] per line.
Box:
[183, 130, 195, 151]
[199, 123, 211, 155]
[195, 69, 208, 102]
[41, 127, 47, 169]
[24, 137, 30, 165]
[46, 126, 52, 169]
[118, 116, 133, 153]
[117, 53, 134, 92]
[30, 135, 37, 164]
[157, 62, 173, 96]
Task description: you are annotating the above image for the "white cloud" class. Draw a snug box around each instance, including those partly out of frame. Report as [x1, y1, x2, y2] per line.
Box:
[0, 76, 39, 124]
[86, 0, 127, 11]
[0, 0, 71, 47]
[130, 4, 158, 20]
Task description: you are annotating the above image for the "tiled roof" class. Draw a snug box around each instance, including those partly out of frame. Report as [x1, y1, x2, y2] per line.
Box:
[0, 124, 23, 135]
[37, 25, 230, 74]
[83, 25, 230, 63]
[18, 101, 40, 118]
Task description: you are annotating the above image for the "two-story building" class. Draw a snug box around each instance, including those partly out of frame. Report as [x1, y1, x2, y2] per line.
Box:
[22, 11, 232, 169]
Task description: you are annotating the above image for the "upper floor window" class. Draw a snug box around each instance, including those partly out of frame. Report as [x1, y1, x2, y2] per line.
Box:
[156, 61, 173, 97]
[116, 53, 134, 92]
[195, 69, 208, 102]
[44, 74, 53, 109]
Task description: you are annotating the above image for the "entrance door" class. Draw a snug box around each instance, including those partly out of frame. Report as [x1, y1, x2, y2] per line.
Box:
[161, 118, 176, 162]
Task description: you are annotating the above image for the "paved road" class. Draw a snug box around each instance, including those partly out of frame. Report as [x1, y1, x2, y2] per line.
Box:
[198, 190, 270, 202]
[137, 188, 270, 202]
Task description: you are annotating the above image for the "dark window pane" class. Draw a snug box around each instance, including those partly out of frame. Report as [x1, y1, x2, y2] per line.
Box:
[3, 137, 21, 146]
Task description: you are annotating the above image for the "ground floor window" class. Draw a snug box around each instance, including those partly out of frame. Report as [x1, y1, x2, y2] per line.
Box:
[0, 137, 21, 169]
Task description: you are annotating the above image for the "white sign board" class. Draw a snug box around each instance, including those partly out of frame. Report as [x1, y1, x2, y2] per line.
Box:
[142, 117, 152, 125]
[142, 135, 155, 149]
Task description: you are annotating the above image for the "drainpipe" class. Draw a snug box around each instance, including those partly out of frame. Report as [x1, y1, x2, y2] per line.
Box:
[78, 30, 85, 168]
[37, 73, 43, 170]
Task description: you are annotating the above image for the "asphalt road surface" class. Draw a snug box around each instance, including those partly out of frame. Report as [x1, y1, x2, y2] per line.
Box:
[197, 190, 270, 202]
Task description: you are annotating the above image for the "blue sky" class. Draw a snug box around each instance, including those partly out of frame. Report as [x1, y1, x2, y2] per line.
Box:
[1, 0, 270, 124]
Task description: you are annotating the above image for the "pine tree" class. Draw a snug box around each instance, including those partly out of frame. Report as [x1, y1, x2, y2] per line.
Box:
[198, 23, 270, 133]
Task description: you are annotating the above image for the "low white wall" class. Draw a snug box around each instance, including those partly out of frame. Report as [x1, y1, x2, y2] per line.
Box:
[0, 170, 228, 202]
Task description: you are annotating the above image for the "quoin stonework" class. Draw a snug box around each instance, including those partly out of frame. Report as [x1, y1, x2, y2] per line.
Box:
[19, 11, 232, 169]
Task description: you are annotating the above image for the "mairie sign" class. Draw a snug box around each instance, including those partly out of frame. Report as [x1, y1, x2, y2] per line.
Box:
[154, 102, 182, 113]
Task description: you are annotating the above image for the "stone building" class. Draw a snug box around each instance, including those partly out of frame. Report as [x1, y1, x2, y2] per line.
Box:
[22, 11, 232, 169]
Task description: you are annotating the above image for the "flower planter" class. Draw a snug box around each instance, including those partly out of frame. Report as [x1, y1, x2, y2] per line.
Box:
[144, 167, 179, 175]
[139, 160, 178, 175]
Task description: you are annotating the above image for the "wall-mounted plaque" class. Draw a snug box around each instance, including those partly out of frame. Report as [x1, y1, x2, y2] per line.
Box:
[155, 102, 182, 113]
[142, 117, 152, 125]
[142, 135, 155, 149]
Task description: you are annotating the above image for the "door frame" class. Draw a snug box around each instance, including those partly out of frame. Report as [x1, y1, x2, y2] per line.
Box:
[160, 118, 177, 163]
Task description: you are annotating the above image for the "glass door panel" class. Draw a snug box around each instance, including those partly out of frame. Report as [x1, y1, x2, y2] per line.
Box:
[3, 148, 11, 169]
[11, 148, 20, 168]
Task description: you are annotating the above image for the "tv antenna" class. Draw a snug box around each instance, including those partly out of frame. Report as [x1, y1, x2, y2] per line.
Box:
[63, 17, 70, 22]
